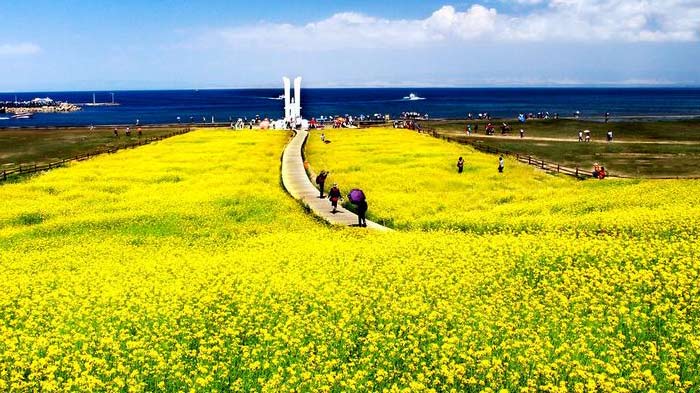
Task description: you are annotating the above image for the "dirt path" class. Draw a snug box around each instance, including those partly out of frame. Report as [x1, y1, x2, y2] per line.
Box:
[281, 129, 391, 231]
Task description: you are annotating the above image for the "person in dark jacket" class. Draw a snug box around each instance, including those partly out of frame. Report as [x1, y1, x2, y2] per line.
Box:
[328, 183, 341, 213]
[457, 157, 464, 173]
[315, 170, 328, 198]
[356, 200, 368, 227]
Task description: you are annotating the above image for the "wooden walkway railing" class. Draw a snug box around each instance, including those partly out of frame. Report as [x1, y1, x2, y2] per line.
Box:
[1, 127, 191, 183]
[417, 128, 594, 179]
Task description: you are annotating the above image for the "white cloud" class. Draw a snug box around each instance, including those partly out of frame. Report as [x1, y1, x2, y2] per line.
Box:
[423, 5, 499, 39]
[524, 0, 700, 42]
[215, 13, 436, 50]
[511, 0, 546, 4]
[200, 1, 700, 51]
[0, 43, 41, 56]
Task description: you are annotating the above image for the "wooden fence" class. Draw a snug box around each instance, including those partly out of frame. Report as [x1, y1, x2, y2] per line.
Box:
[417, 128, 594, 179]
[1, 128, 191, 183]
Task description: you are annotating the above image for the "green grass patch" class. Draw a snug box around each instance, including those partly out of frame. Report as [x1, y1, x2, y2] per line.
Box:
[424, 119, 700, 177]
[14, 212, 45, 226]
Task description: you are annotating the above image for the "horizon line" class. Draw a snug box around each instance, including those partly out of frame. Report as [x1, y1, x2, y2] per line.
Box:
[3, 84, 700, 94]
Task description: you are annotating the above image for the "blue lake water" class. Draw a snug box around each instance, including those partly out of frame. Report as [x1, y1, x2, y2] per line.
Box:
[1, 88, 700, 127]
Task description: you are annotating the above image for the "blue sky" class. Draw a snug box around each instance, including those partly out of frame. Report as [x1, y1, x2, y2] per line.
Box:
[2, 0, 699, 91]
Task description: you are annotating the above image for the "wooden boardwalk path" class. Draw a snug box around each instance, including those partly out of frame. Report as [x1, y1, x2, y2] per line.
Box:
[281, 130, 391, 231]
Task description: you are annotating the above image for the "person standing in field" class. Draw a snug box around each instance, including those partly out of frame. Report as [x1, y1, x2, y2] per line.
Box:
[316, 170, 328, 198]
[457, 157, 464, 173]
[328, 183, 342, 213]
[498, 155, 505, 173]
[356, 199, 368, 227]
[520, 129, 525, 138]
[578, 130, 583, 142]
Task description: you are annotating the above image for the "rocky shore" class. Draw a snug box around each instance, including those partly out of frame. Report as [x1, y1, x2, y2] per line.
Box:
[3, 102, 82, 114]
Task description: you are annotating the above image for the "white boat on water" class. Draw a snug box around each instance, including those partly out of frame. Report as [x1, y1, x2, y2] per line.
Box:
[0, 117, 10, 120]
[11, 114, 33, 119]
[403, 93, 426, 101]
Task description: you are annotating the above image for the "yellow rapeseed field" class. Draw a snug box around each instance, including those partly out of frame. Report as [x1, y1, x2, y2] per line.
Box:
[1, 129, 698, 392]
[306, 128, 700, 235]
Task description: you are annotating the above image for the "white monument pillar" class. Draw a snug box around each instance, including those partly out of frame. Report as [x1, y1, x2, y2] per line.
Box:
[282, 76, 306, 129]
[283, 76, 304, 122]
[283, 77, 292, 121]
[293, 77, 302, 119]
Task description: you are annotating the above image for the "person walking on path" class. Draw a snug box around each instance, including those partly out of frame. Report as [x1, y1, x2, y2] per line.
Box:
[498, 155, 505, 173]
[328, 183, 342, 213]
[457, 157, 464, 173]
[356, 199, 368, 227]
[316, 170, 329, 198]
[520, 129, 525, 138]
[578, 130, 583, 142]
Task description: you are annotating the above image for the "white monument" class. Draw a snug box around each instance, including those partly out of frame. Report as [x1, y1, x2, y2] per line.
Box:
[280, 76, 308, 130]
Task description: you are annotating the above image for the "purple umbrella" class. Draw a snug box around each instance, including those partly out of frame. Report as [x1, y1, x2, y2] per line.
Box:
[347, 189, 366, 203]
